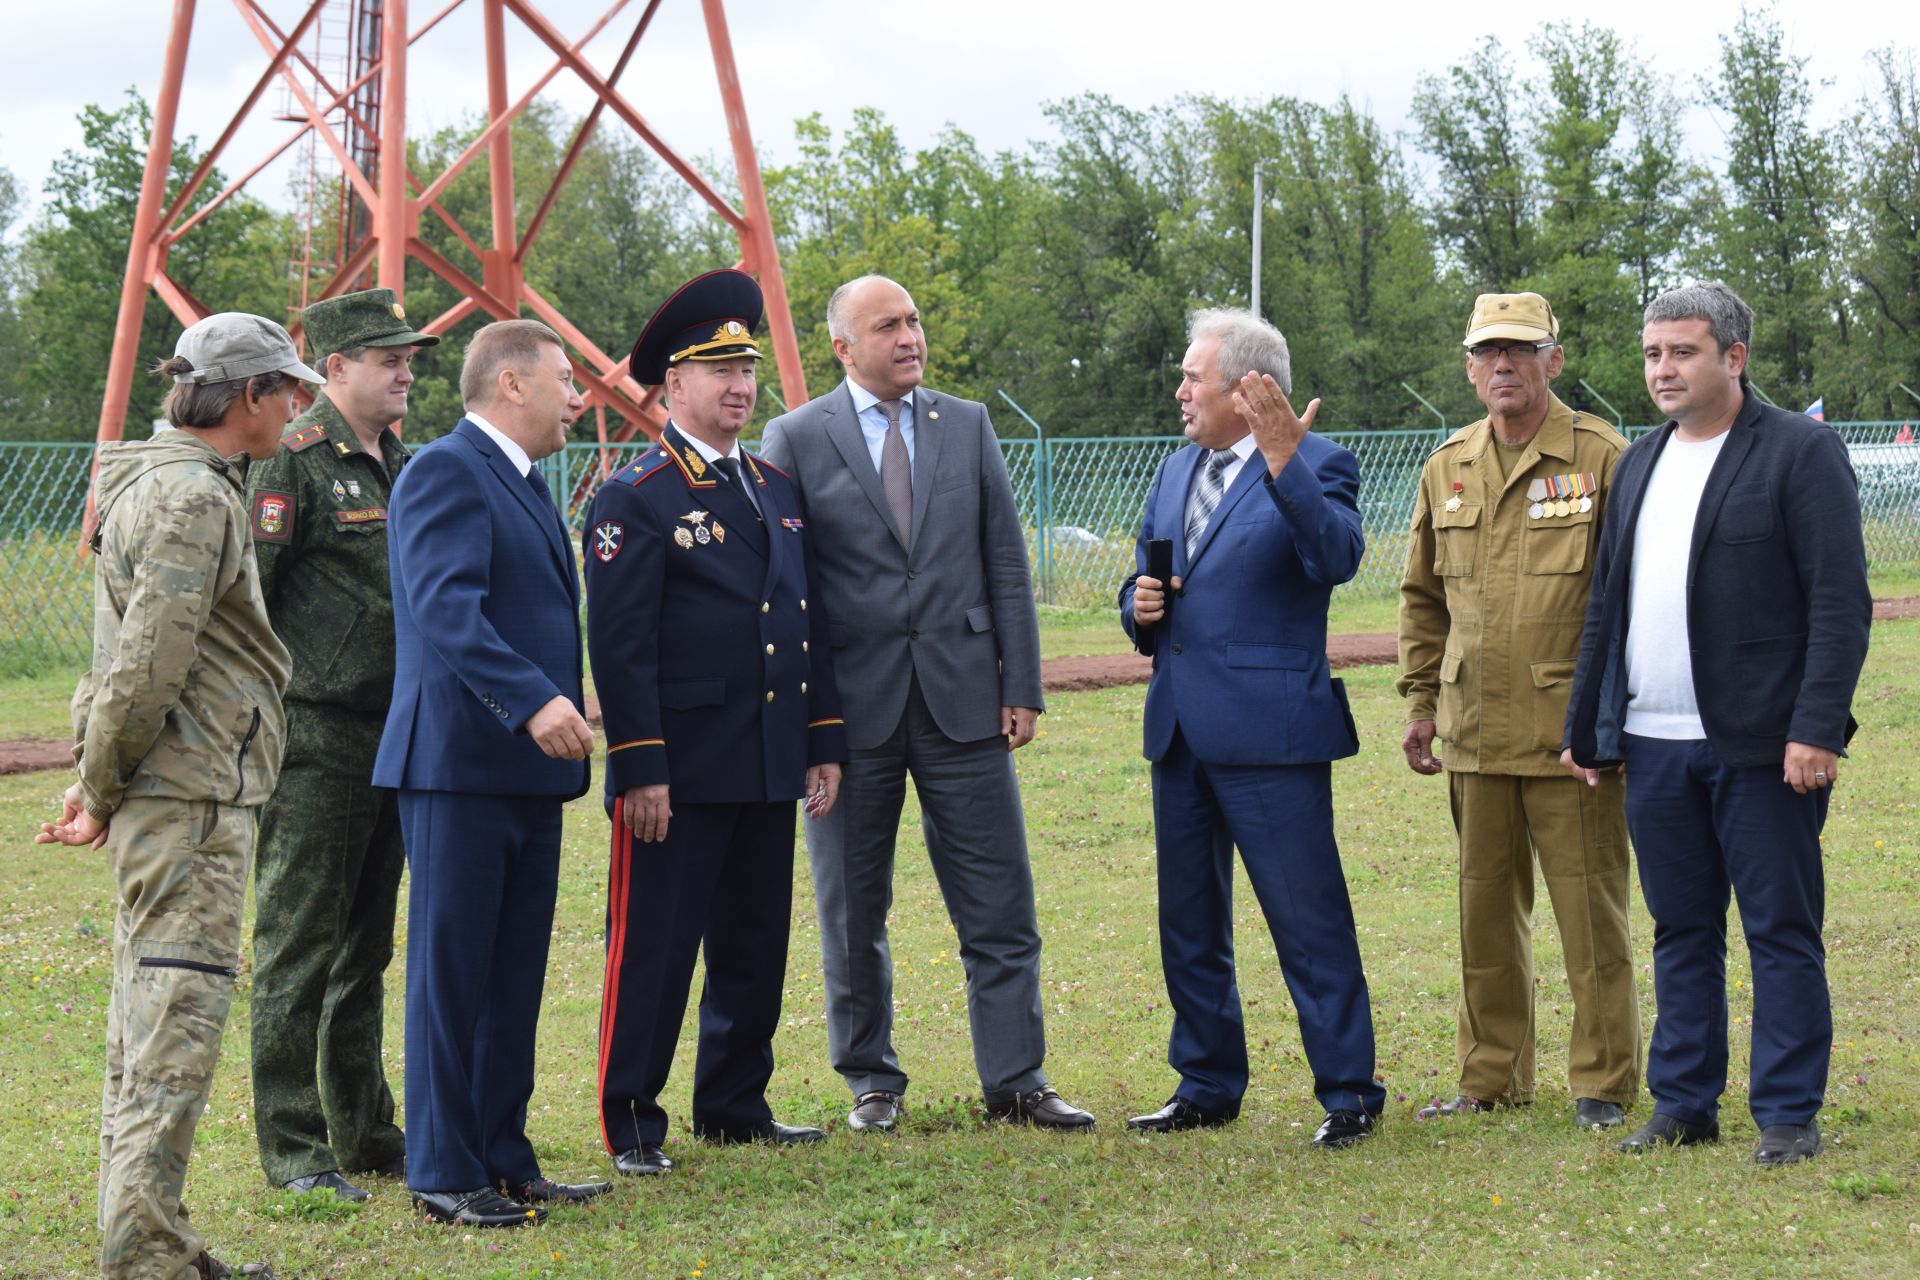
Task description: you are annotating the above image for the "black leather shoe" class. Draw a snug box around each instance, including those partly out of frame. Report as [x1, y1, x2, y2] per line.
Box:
[1126, 1096, 1236, 1133]
[1615, 1113, 1719, 1153]
[1754, 1122, 1823, 1166]
[849, 1090, 904, 1132]
[985, 1087, 1096, 1131]
[1312, 1110, 1376, 1149]
[281, 1170, 369, 1203]
[411, 1187, 547, 1227]
[509, 1176, 613, 1204]
[1575, 1098, 1628, 1129]
[703, 1120, 827, 1145]
[1417, 1094, 1520, 1119]
[613, 1144, 673, 1176]
[190, 1253, 274, 1278]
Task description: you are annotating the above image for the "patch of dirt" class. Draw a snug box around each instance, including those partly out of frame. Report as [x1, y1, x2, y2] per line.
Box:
[12, 602, 1912, 775]
[0, 738, 72, 779]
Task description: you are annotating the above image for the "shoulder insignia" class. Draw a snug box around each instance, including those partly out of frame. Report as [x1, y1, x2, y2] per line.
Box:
[252, 489, 294, 542]
[284, 423, 331, 453]
[622, 450, 674, 486]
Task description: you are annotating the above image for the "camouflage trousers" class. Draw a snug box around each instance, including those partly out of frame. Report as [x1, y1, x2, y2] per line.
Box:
[250, 762, 405, 1183]
[99, 797, 255, 1280]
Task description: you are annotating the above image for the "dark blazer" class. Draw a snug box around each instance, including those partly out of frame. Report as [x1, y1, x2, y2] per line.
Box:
[1119, 434, 1365, 766]
[1565, 394, 1871, 769]
[759, 382, 1043, 750]
[373, 418, 590, 799]
[582, 424, 847, 806]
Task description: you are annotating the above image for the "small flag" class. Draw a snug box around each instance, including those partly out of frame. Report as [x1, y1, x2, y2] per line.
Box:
[1803, 398, 1825, 422]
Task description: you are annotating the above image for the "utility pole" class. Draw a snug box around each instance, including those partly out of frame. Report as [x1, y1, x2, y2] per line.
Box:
[1251, 161, 1264, 319]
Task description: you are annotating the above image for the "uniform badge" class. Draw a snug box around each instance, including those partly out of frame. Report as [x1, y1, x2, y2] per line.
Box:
[593, 519, 625, 563]
[673, 527, 695, 549]
[332, 479, 347, 502]
[712, 522, 726, 544]
[1526, 478, 1547, 520]
[780, 516, 804, 532]
[680, 445, 708, 478]
[1443, 480, 1464, 514]
[347, 479, 362, 498]
[392, 302, 407, 320]
[252, 490, 293, 542]
[680, 510, 712, 545]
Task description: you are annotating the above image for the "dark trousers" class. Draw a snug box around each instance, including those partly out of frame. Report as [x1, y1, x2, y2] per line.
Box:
[251, 763, 406, 1183]
[1151, 729, 1384, 1116]
[398, 790, 561, 1193]
[1620, 733, 1831, 1128]
[598, 799, 795, 1150]
[806, 676, 1047, 1102]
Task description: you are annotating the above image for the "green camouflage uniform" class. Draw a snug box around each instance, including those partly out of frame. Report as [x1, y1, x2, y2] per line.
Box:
[244, 290, 434, 1186]
[75, 432, 290, 1279]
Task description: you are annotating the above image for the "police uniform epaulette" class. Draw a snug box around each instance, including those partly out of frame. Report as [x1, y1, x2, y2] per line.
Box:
[283, 423, 331, 453]
[622, 450, 673, 486]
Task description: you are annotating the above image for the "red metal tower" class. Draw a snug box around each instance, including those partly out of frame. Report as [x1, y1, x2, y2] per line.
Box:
[94, 0, 807, 462]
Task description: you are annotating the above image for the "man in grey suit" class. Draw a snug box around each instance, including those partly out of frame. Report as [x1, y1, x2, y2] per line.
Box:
[760, 274, 1094, 1133]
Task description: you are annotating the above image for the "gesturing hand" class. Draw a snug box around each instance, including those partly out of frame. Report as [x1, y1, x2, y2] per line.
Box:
[1232, 373, 1319, 477]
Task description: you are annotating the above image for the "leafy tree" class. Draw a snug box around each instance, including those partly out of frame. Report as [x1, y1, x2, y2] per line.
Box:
[1413, 37, 1540, 289]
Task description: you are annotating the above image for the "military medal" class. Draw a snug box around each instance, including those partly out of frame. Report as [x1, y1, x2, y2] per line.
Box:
[673, 527, 695, 549]
[680, 509, 712, 545]
[332, 479, 347, 502]
[1577, 471, 1594, 513]
[1527, 478, 1546, 520]
[1443, 480, 1463, 514]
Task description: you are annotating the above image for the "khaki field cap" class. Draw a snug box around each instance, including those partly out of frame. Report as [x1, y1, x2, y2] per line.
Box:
[173, 312, 324, 385]
[1463, 292, 1560, 346]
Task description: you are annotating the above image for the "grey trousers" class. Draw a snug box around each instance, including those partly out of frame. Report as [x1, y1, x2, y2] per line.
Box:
[804, 677, 1048, 1101]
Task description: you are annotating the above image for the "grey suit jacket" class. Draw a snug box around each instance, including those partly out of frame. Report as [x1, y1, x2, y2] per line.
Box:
[761, 381, 1043, 750]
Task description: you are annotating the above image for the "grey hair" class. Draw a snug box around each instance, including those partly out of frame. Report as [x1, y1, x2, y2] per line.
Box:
[826, 274, 896, 342]
[460, 319, 565, 405]
[1642, 281, 1753, 357]
[1187, 307, 1292, 395]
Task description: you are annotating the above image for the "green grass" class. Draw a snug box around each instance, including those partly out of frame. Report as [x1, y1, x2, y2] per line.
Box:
[2, 626, 1918, 1277]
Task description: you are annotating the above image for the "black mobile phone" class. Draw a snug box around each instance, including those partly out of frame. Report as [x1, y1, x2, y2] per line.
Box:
[1147, 538, 1173, 587]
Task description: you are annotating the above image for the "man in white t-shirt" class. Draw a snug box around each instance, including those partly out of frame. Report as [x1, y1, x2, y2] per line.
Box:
[1562, 281, 1871, 1165]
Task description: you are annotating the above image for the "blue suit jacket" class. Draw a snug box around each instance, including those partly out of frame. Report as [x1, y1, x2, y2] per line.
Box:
[1120, 433, 1365, 765]
[1565, 393, 1871, 769]
[582, 424, 847, 807]
[373, 418, 590, 799]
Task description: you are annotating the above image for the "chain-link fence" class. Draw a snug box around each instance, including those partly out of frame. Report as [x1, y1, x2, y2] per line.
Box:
[6, 422, 1917, 676]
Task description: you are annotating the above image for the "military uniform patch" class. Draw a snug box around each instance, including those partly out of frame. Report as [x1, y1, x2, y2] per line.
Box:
[333, 507, 387, 525]
[253, 489, 293, 542]
[283, 424, 330, 453]
[593, 519, 625, 562]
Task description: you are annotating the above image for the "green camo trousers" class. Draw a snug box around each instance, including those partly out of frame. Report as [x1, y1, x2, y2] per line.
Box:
[250, 762, 405, 1184]
[99, 797, 254, 1280]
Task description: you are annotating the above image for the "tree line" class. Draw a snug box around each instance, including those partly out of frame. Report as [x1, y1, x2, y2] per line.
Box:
[0, 6, 1915, 444]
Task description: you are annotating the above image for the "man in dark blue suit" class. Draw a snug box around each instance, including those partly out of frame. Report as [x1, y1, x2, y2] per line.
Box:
[584, 271, 848, 1177]
[1119, 307, 1385, 1149]
[375, 319, 607, 1226]
[1563, 282, 1871, 1164]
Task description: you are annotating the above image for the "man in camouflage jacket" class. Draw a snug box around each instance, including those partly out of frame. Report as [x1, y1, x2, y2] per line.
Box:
[244, 289, 438, 1199]
[41, 312, 314, 1279]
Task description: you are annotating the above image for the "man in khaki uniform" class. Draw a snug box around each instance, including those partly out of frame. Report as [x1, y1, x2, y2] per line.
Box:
[1396, 293, 1639, 1129]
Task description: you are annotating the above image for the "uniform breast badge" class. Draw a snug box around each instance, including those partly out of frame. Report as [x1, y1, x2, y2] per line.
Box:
[332, 479, 347, 502]
[1443, 480, 1464, 514]
[712, 522, 726, 544]
[680, 510, 712, 544]
[673, 527, 695, 549]
[1526, 478, 1547, 520]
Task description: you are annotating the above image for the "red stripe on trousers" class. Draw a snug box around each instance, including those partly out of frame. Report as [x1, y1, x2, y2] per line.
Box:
[597, 799, 632, 1154]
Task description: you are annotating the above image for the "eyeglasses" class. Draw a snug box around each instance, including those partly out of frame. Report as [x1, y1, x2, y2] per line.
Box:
[1468, 339, 1556, 363]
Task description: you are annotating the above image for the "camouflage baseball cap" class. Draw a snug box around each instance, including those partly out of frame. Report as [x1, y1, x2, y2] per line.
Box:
[173, 312, 324, 385]
[301, 288, 441, 361]
[1463, 292, 1560, 346]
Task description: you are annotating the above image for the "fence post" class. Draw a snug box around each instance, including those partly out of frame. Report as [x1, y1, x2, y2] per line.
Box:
[1402, 382, 1448, 432]
[995, 390, 1051, 605]
[1578, 378, 1625, 429]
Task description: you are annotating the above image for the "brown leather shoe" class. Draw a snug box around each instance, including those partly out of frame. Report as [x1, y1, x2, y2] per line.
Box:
[848, 1090, 904, 1132]
[985, 1087, 1095, 1131]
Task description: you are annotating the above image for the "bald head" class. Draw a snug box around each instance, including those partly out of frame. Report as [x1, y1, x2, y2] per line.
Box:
[828, 275, 927, 400]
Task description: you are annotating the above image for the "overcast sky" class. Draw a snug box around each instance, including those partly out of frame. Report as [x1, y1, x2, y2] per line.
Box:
[0, 0, 1901, 228]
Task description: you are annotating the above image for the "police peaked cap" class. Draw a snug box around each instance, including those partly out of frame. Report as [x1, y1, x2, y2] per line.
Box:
[627, 269, 765, 385]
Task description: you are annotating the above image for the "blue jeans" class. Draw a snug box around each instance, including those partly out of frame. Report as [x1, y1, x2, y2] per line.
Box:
[1621, 733, 1830, 1128]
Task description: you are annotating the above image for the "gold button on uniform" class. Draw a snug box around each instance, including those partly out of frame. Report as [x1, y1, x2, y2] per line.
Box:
[802, 641, 809, 653]
[765, 691, 775, 703]
[799, 598, 807, 611]
[800, 682, 808, 694]
[765, 643, 775, 655]
[761, 602, 771, 614]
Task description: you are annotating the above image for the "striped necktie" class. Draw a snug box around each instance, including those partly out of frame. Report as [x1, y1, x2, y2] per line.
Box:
[1184, 448, 1235, 560]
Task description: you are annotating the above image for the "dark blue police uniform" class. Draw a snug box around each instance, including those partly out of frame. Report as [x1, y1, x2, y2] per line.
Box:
[584, 421, 847, 1151]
